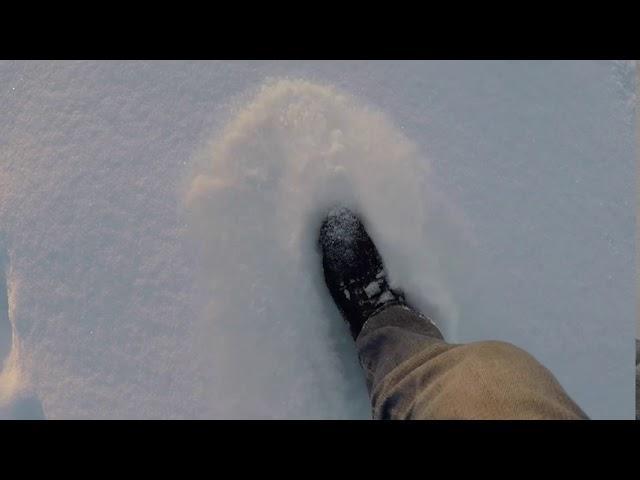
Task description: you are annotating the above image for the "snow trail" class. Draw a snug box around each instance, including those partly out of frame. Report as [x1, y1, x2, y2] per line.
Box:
[185, 79, 464, 417]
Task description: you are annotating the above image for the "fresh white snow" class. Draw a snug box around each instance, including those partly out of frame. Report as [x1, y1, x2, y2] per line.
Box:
[0, 60, 636, 419]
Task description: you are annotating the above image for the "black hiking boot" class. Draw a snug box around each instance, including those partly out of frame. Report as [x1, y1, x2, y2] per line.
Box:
[318, 207, 407, 339]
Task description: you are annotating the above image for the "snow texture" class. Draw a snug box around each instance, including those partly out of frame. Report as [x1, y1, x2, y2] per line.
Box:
[0, 61, 636, 419]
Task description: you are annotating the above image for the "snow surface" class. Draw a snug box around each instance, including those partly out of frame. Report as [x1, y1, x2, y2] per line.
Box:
[0, 60, 636, 419]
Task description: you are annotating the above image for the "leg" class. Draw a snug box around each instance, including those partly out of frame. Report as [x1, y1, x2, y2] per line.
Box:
[357, 305, 589, 419]
[318, 207, 587, 420]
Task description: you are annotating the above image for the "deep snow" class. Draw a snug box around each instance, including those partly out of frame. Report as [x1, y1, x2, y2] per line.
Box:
[0, 60, 636, 419]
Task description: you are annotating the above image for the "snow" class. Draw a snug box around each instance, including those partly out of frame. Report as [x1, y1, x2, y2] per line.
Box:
[364, 281, 382, 298]
[0, 60, 636, 419]
[376, 291, 395, 305]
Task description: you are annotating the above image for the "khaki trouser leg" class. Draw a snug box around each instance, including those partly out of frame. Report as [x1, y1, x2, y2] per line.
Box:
[356, 305, 588, 419]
